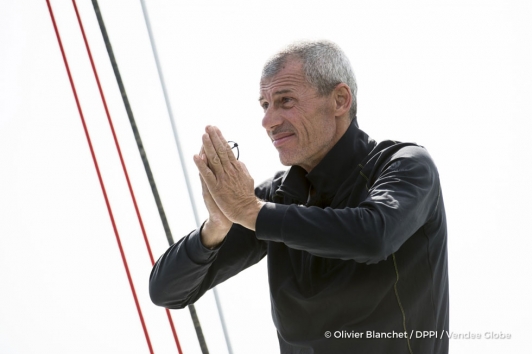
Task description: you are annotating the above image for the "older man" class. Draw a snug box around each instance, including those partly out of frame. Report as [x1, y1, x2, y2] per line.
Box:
[150, 40, 449, 354]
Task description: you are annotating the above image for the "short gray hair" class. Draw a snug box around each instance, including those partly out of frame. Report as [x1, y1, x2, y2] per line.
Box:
[261, 40, 358, 124]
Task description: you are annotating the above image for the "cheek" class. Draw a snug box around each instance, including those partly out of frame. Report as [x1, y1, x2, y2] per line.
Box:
[288, 107, 313, 138]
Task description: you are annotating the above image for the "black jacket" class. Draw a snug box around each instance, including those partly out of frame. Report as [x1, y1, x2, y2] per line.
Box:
[150, 121, 449, 354]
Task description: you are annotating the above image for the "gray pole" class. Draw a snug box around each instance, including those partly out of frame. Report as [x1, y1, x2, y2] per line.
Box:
[139, 2, 234, 354]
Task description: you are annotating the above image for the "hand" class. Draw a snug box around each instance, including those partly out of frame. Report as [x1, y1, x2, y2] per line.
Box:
[198, 146, 233, 248]
[194, 126, 264, 230]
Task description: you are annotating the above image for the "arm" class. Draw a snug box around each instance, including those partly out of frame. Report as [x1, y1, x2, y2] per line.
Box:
[149, 223, 266, 309]
[255, 146, 441, 264]
[149, 176, 270, 309]
[149, 135, 269, 309]
[194, 126, 439, 264]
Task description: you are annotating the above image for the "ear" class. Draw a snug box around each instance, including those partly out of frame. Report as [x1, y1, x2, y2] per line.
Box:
[332, 83, 352, 118]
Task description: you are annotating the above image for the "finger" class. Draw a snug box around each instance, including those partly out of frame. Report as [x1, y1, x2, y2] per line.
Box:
[199, 173, 217, 207]
[199, 145, 210, 167]
[199, 174, 221, 220]
[207, 126, 234, 167]
[214, 126, 238, 163]
[194, 153, 217, 187]
[199, 173, 209, 195]
[201, 132, 225, 175]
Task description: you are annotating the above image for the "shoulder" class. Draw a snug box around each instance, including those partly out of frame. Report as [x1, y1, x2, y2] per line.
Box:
[385, 145, 437, 172]
[376, 144, 440, 188]
[364, 142, 440, 187]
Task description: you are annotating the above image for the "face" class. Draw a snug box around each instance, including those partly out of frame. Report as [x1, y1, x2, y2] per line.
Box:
[259, 59, 339, 172]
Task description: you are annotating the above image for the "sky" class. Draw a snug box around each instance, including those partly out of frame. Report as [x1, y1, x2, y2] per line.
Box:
[1, 0, 531, 353]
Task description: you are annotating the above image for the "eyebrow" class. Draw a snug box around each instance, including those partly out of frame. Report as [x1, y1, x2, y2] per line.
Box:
[258, 89, 293, 102]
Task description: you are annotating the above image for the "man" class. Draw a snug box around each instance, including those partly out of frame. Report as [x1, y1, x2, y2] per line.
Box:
[150, 40, 449, 354]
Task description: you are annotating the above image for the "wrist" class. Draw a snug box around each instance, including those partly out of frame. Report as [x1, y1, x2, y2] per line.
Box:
[201, 219, 231, 249]
[238, 198, 265, 231]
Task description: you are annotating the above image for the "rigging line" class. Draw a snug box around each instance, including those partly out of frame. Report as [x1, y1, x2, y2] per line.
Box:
[71, 1, 182, 353]
[45, 1, 154, 353]
[138, 1, 233, 354]
[90, 0, 175, 248]
[89, 1, 209, 352]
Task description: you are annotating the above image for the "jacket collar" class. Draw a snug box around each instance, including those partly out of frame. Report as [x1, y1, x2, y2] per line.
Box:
[275, 120, 376, 205]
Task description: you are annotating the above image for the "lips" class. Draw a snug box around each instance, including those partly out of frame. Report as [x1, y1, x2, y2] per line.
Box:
[271, 132, 295, 147]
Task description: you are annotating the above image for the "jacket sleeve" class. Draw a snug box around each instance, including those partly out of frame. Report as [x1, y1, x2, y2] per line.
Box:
[149, 224, 266, 309]
[255, 146, 441, 264]
[149, 182, 272, 309]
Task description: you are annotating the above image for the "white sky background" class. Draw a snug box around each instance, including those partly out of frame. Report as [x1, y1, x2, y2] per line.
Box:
[1, 0, 531, 353]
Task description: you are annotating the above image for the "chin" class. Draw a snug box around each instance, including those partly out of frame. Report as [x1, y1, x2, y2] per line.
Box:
[278, 151, 301, 167]
[278, 155, 291, 166]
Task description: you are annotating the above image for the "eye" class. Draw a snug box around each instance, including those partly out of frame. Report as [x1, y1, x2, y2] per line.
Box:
[261, 102, 269, 110]
[281, 97, 292, 104]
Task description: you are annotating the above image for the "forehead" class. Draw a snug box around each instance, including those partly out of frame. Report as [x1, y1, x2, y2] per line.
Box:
[259, 59, 310, 98]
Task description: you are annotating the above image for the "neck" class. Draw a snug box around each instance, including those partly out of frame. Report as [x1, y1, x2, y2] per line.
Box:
[333, 116, 351, 144]
[301, 116, 351, 172]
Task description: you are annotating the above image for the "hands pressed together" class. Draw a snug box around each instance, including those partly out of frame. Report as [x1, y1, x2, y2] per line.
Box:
[193, 126, 265, 248]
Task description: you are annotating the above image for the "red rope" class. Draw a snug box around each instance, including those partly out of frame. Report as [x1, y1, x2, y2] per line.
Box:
[46, 1, 154, 353]
[71, 1, 183, 352]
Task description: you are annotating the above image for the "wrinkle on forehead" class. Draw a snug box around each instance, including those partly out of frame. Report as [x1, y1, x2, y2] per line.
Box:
[259, 64, 312, 101]
[261, 74, 307, 90]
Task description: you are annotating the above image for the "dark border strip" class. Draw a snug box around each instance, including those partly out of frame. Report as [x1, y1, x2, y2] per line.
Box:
[46, 1, 153, 352]
[90, 1, 209, 352]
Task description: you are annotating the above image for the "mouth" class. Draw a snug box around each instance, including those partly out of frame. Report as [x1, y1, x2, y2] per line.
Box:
[271, 132, 295, 147]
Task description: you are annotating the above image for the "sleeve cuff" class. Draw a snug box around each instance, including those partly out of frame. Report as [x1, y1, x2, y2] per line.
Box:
[184, 226, 222, 264]
[255, 202, 289, 243]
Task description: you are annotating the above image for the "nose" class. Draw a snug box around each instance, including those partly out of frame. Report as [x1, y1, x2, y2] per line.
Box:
[262, 107, 283, 131]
